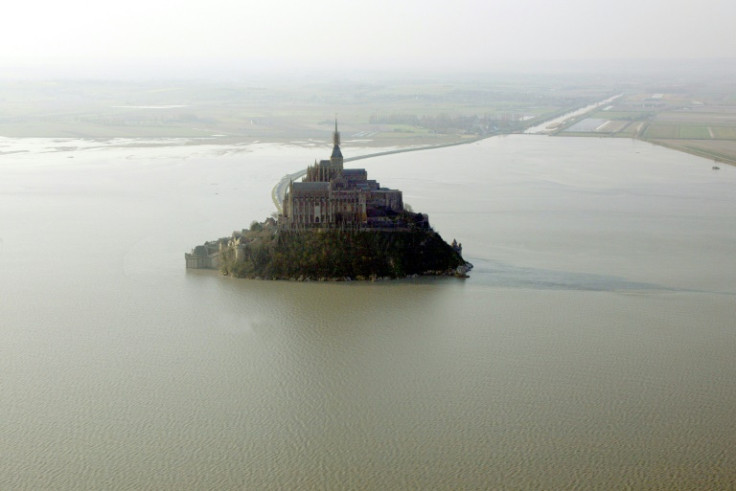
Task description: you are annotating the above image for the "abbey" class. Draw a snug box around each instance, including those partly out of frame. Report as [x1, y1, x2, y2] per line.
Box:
[186, 122, 470, 278]
[279, 122, 405, 229]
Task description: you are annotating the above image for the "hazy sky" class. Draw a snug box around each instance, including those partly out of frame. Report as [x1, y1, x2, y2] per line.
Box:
[2, 0, 735, 77]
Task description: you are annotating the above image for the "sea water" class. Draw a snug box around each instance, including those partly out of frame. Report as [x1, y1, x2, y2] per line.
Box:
[1, 135, 735, 489]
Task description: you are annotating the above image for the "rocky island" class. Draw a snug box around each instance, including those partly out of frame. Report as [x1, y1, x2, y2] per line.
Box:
[185, 123, 471, 280]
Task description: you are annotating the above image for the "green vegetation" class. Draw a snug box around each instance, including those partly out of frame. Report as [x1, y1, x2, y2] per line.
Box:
[678, 125, 711, 139]
[644, 124, 679, 139]
[218, 219, 468, 281]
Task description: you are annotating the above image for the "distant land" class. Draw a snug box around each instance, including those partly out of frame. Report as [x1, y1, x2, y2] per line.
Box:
[0, 75, 606, 145]
[551, 90, 736, 165]
[1, 69, 735, 163]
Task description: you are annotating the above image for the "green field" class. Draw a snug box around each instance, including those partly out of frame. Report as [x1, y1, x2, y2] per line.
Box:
[644, 124, 679, 139]
[642, 123, 736, 141]
[678, 125, 711, 139]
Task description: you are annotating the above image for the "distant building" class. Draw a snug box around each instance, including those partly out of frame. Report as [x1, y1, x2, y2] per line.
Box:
[280, 122, 404, 229]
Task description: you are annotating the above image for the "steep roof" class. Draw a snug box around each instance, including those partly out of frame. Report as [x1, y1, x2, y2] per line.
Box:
[291, 181, 329, 196]
[342, 168, 366, 176]
[331, 145, 343, 159]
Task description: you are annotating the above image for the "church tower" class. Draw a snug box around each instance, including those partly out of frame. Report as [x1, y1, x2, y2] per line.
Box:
[330, 119, 343, 170]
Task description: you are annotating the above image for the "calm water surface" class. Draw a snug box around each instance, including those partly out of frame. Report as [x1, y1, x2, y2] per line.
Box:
[1, 136, 735, 489]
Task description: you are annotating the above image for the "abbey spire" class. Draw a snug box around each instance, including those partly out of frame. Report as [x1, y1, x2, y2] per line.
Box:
[333, 118, 341, 147]
[330, 118, 343, 168]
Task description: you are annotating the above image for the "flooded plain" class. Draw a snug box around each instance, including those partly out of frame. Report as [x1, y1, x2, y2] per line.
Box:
[1, 135, 735, 489]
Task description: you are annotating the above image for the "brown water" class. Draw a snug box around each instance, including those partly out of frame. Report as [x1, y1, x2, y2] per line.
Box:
[1, 136, 735, 489]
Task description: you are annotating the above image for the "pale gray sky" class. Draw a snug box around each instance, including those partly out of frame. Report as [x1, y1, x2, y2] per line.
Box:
[2, 0, 734, 77]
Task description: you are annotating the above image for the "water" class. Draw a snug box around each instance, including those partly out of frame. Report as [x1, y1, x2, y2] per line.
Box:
[524, 94, 621, 134]
[1, 135, 735, 489]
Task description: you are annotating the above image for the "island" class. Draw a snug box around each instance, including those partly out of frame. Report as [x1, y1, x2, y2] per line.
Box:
[185, 123, 471, 281]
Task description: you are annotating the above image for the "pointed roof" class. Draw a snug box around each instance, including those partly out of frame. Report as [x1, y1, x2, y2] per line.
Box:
[333, 118, 341, 147]
[331, 144, 343, 159]
[331, 118, 343, 160]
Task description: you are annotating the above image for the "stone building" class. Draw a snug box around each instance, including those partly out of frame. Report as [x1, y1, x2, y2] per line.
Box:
[184, 240, 225, 269]
[280, 122, 404, 229]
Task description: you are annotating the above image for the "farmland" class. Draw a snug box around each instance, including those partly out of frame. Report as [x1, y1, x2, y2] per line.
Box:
[0, 76, 612, 148]
[1, 72, 735, 164]
[656, 139, 736, 164]
[556, 84, 736, 164]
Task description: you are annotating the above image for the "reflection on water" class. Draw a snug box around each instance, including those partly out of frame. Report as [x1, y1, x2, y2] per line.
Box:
[1, 136, 736, 489]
